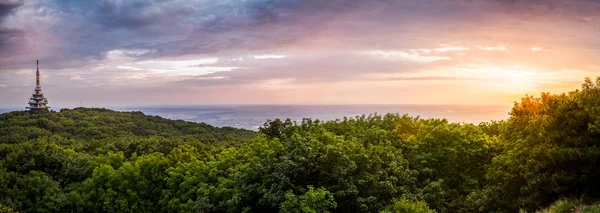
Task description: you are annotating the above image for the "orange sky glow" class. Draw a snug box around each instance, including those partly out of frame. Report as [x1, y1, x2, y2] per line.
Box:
[1, 0, 599, 108]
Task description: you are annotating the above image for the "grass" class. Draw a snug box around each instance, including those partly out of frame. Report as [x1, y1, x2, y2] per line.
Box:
[538, 199, 580, 213]
[582, 205, 600, 213]
[527, 199, 600, 213]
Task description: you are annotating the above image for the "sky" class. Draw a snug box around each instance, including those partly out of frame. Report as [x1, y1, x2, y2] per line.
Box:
[1, 0, 600, 108]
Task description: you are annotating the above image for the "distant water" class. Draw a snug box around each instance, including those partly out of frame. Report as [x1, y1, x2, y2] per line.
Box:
[0, 109, 18, 114]
[117, 105, 511, 130]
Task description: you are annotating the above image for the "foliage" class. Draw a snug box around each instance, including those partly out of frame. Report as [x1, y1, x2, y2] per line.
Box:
[0, 108, 254, 212]
[0, 203, 18, 213]
[536, 199, 580, 213]
[380, 197, 437, 213]
[2, 77, 600, 212]
[526, 198, 600, 213]
[472, 77, 600, 212]
[582, 205, 600, 213]
[281, 186, 337, 213]
[0, 107, 256, 144]
[399, 117, 494, 212]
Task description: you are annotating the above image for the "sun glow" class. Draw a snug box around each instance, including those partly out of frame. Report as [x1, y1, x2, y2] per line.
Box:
[459, 65, 541, 91]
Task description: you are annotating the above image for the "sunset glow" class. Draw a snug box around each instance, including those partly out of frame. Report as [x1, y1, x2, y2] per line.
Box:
[1, 0, 599, 108]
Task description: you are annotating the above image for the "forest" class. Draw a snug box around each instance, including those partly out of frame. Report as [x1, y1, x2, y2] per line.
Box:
[2, 78, 600, 213]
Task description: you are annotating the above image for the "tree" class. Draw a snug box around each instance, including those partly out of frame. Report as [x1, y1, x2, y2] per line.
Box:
[380, 197, 437, 213]
[281, 186, 337, 213]
[474, 77, 600, 212]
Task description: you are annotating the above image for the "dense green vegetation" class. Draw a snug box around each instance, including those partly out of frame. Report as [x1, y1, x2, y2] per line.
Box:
[528, 199, 600, 213]
[2, 78, 600, 212]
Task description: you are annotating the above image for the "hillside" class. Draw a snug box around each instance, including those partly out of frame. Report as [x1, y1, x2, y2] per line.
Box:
[1, 78, 600, 212]
[0, 108, 257, 213]
[0, 108, 257, 144]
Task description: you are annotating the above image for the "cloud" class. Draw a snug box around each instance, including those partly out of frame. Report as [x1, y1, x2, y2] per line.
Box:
[364, 50, 452, 63]
[0, 28, 22, 52]
[485, 0, 597, 16]
[163, 50, 447, 90]
[0, 0, 22, 22]
[530, 47, 544, 51]
[0, 0, 23, 56]
[431, 46, 470, 53]
[1, 0, 600, 107]
[485, 0, 600, 30]
[479, 46, 507, 51]
[366, 76, 477, 81]
[69, 75, 83, 80]
[1, 0, 599, 70]
[253, 55, 288, 59]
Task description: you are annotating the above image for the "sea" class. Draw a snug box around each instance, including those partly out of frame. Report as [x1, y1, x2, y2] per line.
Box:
[118, 105, 511, 130]
[1, 105, 512, 130]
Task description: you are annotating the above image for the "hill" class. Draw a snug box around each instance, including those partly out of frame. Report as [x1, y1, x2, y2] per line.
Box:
[0, 108, 257, 144]
[1, 78, 600, 212]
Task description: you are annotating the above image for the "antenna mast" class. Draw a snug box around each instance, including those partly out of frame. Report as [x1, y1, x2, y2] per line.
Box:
[36, 60, 40, 87]
[27, 60, 50, 110]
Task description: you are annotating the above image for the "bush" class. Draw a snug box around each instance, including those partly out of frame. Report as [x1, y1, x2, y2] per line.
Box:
[582, 205, 600, 213]
[536, 199, 579, 213]
[380, 197, 437, 213]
